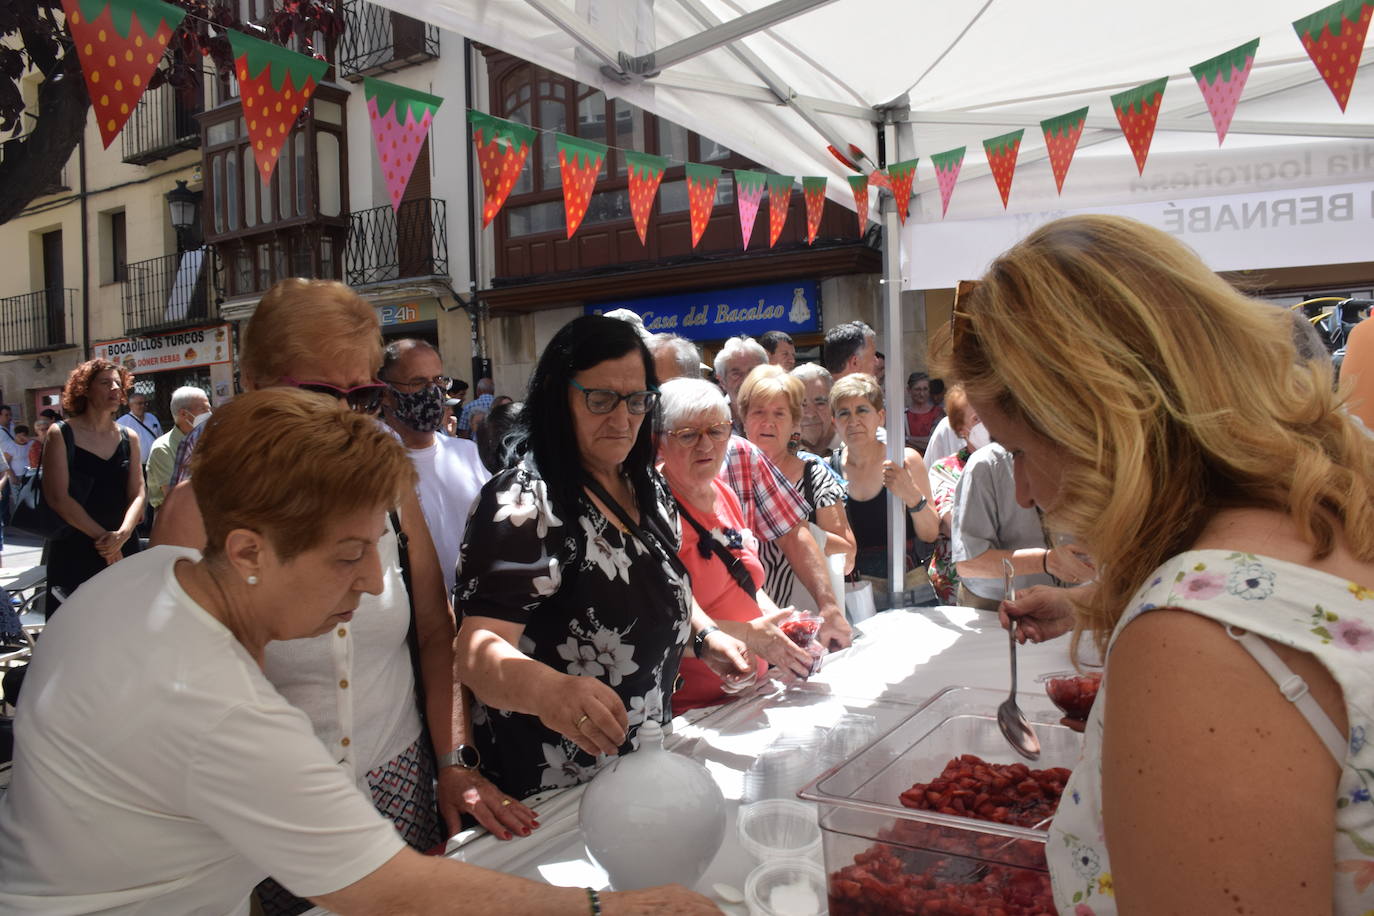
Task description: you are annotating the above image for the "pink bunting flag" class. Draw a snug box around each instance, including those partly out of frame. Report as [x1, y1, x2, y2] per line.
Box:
[931, 147, 965, 218]
[734, 170, 767, 248]
[1190, 39, 1259, 145]
[365, 78, 442, 211]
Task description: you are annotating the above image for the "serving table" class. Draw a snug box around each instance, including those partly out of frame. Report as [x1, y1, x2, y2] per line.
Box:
[305, 606, 1084, 914]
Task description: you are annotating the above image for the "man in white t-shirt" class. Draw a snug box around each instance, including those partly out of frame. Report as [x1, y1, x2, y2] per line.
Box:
[115, 392, 163, 465]
[381, 340, 491, 595]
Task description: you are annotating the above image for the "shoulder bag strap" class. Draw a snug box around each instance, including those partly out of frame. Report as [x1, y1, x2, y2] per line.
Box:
[583, 475, 689, 582]
[389, 509, 427, 719]
[672, 495, 757, 600]
[801, 458, 818, 518]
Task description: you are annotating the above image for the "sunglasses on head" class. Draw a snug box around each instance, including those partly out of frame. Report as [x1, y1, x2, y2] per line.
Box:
[281, 377, 387, 415]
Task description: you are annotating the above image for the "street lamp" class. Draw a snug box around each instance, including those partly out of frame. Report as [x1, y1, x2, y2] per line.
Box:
[165, 180, 201, 252]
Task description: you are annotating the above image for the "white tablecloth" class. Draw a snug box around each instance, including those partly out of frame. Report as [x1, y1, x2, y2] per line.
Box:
[305, 606, 1083, 914]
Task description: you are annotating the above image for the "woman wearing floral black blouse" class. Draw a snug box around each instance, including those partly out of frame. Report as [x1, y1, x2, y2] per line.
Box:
[453, 316, 751, 801]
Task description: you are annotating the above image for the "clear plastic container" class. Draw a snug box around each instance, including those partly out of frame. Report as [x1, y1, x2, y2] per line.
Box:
[736, 799, 822, 864]
[798, 686, 1084, 916]
[744, 858, 828, 916]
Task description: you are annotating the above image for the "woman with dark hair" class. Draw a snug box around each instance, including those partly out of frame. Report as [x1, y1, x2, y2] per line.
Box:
[454, 316, 750, 800]
[475, 400, 525, 475]
[41, 358, 145, 616]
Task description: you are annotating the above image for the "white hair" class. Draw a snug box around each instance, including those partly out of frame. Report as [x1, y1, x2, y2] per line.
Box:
[713, 335, 768, 380]
[658, 378, 730, 431]
[170, 386, 208, 415]
[649, 333, 701, 380]
[790, 362, 833, 387]
[603, 308, 653, 343]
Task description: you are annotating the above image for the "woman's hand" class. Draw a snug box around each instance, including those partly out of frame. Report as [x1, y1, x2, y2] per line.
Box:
[603, 885, 723, 914]
[719, 607, 815, 679]
[537, 674, 629, 758]
[436, 766, 539, 841]
[1045, 545, 1095, 584]
[697, 627, 754, 682]
[998, 584, 1076, 644]
[881, 458, 922, 507]
[95, 528, 131, 563]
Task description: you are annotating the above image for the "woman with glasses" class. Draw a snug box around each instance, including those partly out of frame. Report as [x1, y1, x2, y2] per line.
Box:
[657, 377, 817, 713]
[738, 365, 855, 610]
[453, 316, 751, 800]
[152, 279, 531, 916]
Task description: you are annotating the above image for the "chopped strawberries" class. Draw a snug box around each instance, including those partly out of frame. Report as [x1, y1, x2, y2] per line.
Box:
[981, 132, 1023, 210]
[1293, 0, 1373, 112]
[468, 112, 536, 228]
[1111, 76, 1168, 176]
[1044, 673, 1101, 722]
[1040, 108, 1087, 195]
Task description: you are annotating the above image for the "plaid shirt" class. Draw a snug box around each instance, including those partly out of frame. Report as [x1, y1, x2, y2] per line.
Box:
[718, 435, 810, 542]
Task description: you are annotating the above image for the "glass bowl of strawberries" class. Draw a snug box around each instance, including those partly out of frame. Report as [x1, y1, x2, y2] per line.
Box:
[1038, 670, 1103, 723]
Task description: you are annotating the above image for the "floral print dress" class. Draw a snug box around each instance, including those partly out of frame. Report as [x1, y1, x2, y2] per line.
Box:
[454, 459, 692, 800]
[1048, 549, 1374, 914]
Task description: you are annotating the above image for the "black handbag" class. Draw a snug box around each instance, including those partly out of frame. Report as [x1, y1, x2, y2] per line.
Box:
[9, 422, 92, 540]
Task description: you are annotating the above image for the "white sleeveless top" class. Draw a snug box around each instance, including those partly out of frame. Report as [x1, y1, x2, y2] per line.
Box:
[262, 517, 422, 784]
[1048, 549, 1374, 913]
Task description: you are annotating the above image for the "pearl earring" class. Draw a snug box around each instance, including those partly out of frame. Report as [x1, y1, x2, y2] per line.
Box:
[247, 575, 259, 586]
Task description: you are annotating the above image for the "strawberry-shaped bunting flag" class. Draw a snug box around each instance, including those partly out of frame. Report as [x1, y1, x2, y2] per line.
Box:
[846, 175, 868, 236]
[734, 170, 767, 248]
[1111, 77, 1168, 176]
[931, 147, 965, 218]
[685, 163, 722, 248]
[364, 78, 442, 212]
[887, 157, 919, 224]
[555, 133, 606, 239]
[62, 0, 187, 148]
[766, 174, 793, 248]
[624, 151, 668, 246]
[1040, 108, 1088, 194]
[867, 169, 892, 191]
[981, 130, 1023, 209]
[1190, 39, 1259, 144]
[467, 111, 536, 227]
[228, 30, 329, 185]
[802, 177, 827, 245]
[1293, 0, 1373, 111]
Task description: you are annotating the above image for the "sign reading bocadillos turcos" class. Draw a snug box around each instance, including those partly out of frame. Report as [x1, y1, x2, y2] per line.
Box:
[586, 281, 821, 343]
[93, 324, 234, 373]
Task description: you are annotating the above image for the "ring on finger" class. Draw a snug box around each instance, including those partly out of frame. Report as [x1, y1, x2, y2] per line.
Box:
[501, 798, 513, 807]
[576, 713, 590, 729]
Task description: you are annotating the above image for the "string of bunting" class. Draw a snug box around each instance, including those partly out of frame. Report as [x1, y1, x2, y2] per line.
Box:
[60, 0, 1373, 235]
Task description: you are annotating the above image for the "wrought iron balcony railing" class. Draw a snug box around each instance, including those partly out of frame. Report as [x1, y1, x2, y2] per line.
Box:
[0, 289, 76, 355]
[338, 0, 439, 79]
[121, 248, 216, 336]
[121, 80, 203, 165]
[346, 199, 448, 287]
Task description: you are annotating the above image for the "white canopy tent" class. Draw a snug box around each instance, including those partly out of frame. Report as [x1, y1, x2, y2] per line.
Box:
[374, 0, 1374, 593]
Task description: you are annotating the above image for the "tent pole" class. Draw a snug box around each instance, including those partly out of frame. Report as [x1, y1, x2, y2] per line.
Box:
[626, 0, 838, 75]
[880, 118, 906, 604]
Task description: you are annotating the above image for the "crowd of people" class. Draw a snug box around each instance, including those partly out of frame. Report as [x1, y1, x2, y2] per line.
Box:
[1, 213, 1373, 914]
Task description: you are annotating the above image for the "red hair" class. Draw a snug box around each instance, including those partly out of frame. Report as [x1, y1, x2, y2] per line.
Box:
[61, 359, 133, 415]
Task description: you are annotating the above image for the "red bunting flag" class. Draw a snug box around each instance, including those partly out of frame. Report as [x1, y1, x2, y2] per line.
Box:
[624, 151, 668, 246]
[1293, 0, 1373, 111]
[1040, 108, 1088, 195]
[931, 147, 965, 218]
[847, 175, 868, 236]
[867, 169, 892, 191]
[734, 170, 767, 248]
[887, 157, 919, 224]
[556, 133, 606, 239]
[1111, 77, 1168, 176]
[982, 130, 1023, 209]
[1191, 39, 1259, 145]
[685, 163, 722, 248]
[468, 111, 536, 227]
[802, 177, 826, 245]
[766, 174, 793, 247]
[364, 78, 442, 212]
[62, 0, 187, 148]
[228, 30, 329, 186]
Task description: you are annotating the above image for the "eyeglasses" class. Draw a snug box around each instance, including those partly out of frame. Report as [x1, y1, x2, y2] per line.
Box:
[667, 422, 732, 447]
[384, 374, 453, 393]
[569, 379, 659, 415]
[281, 377, 388, 415]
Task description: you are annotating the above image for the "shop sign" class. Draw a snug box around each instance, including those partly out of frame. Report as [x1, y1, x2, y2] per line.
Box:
[377, 299, 438, 327]
[586, 280, 821, 342]
[93, 325, 233, 373]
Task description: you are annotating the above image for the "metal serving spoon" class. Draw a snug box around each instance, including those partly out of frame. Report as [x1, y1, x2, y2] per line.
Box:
[997, 558, 1041, 761]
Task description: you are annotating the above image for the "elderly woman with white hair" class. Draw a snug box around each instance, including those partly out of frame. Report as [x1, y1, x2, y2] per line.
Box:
[657, 378, 816, 713]
[714, 335, 768, 428]
[792, 362, 838, 457]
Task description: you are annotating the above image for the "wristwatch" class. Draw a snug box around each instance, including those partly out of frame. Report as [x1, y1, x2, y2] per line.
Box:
[436, 744, 481, 770]
[693, 624, 721, 658]
[908, 495, 928, 513]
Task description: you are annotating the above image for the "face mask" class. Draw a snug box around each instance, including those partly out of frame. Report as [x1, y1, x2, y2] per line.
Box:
[192, 410, 212, 431]
[390, 384, 446, 432]
[966, 422, 991, 450]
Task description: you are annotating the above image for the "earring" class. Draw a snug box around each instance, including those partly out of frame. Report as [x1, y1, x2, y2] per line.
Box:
[246, 575, 259, 586]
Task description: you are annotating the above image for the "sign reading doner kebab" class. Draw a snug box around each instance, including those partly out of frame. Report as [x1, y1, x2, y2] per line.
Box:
[93, 324, 234, 373]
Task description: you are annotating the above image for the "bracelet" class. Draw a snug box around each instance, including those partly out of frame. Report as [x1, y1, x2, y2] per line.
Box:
[909, 495, 928, 513]
[693, 624, 720, 658]
[585, 887, 602, 916]
[1042, 549, 1051, 576]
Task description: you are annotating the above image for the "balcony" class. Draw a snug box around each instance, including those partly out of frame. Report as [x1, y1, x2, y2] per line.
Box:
[0, 289, 76, 355]
[346, 199, 448, 287]
[121, 249, 217, 335]
[121, 81, 203, 165]
[338, 0, 438, 80]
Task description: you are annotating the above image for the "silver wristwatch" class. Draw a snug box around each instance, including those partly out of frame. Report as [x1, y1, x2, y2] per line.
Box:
[436, 744, 481, 770]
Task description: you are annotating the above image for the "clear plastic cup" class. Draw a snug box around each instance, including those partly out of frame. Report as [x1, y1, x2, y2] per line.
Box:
[736, 799, 822, 864]
[818, 712, 879, 769]
[744, 857, 827, 916]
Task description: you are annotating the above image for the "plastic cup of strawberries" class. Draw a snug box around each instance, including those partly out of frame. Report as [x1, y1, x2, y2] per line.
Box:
[779, 609, 827, 677]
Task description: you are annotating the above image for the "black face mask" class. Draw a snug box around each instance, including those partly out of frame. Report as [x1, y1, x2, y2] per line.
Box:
[389, 383, 446, 432]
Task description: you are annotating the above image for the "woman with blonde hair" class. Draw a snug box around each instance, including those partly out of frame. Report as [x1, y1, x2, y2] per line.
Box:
[946, 214, 1374, 915]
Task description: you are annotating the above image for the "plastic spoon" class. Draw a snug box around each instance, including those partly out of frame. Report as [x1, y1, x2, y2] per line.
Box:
[997, 558, 1041, 761]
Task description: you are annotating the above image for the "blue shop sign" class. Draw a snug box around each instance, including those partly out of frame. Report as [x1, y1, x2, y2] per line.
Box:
[587, 280, 820, 342]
